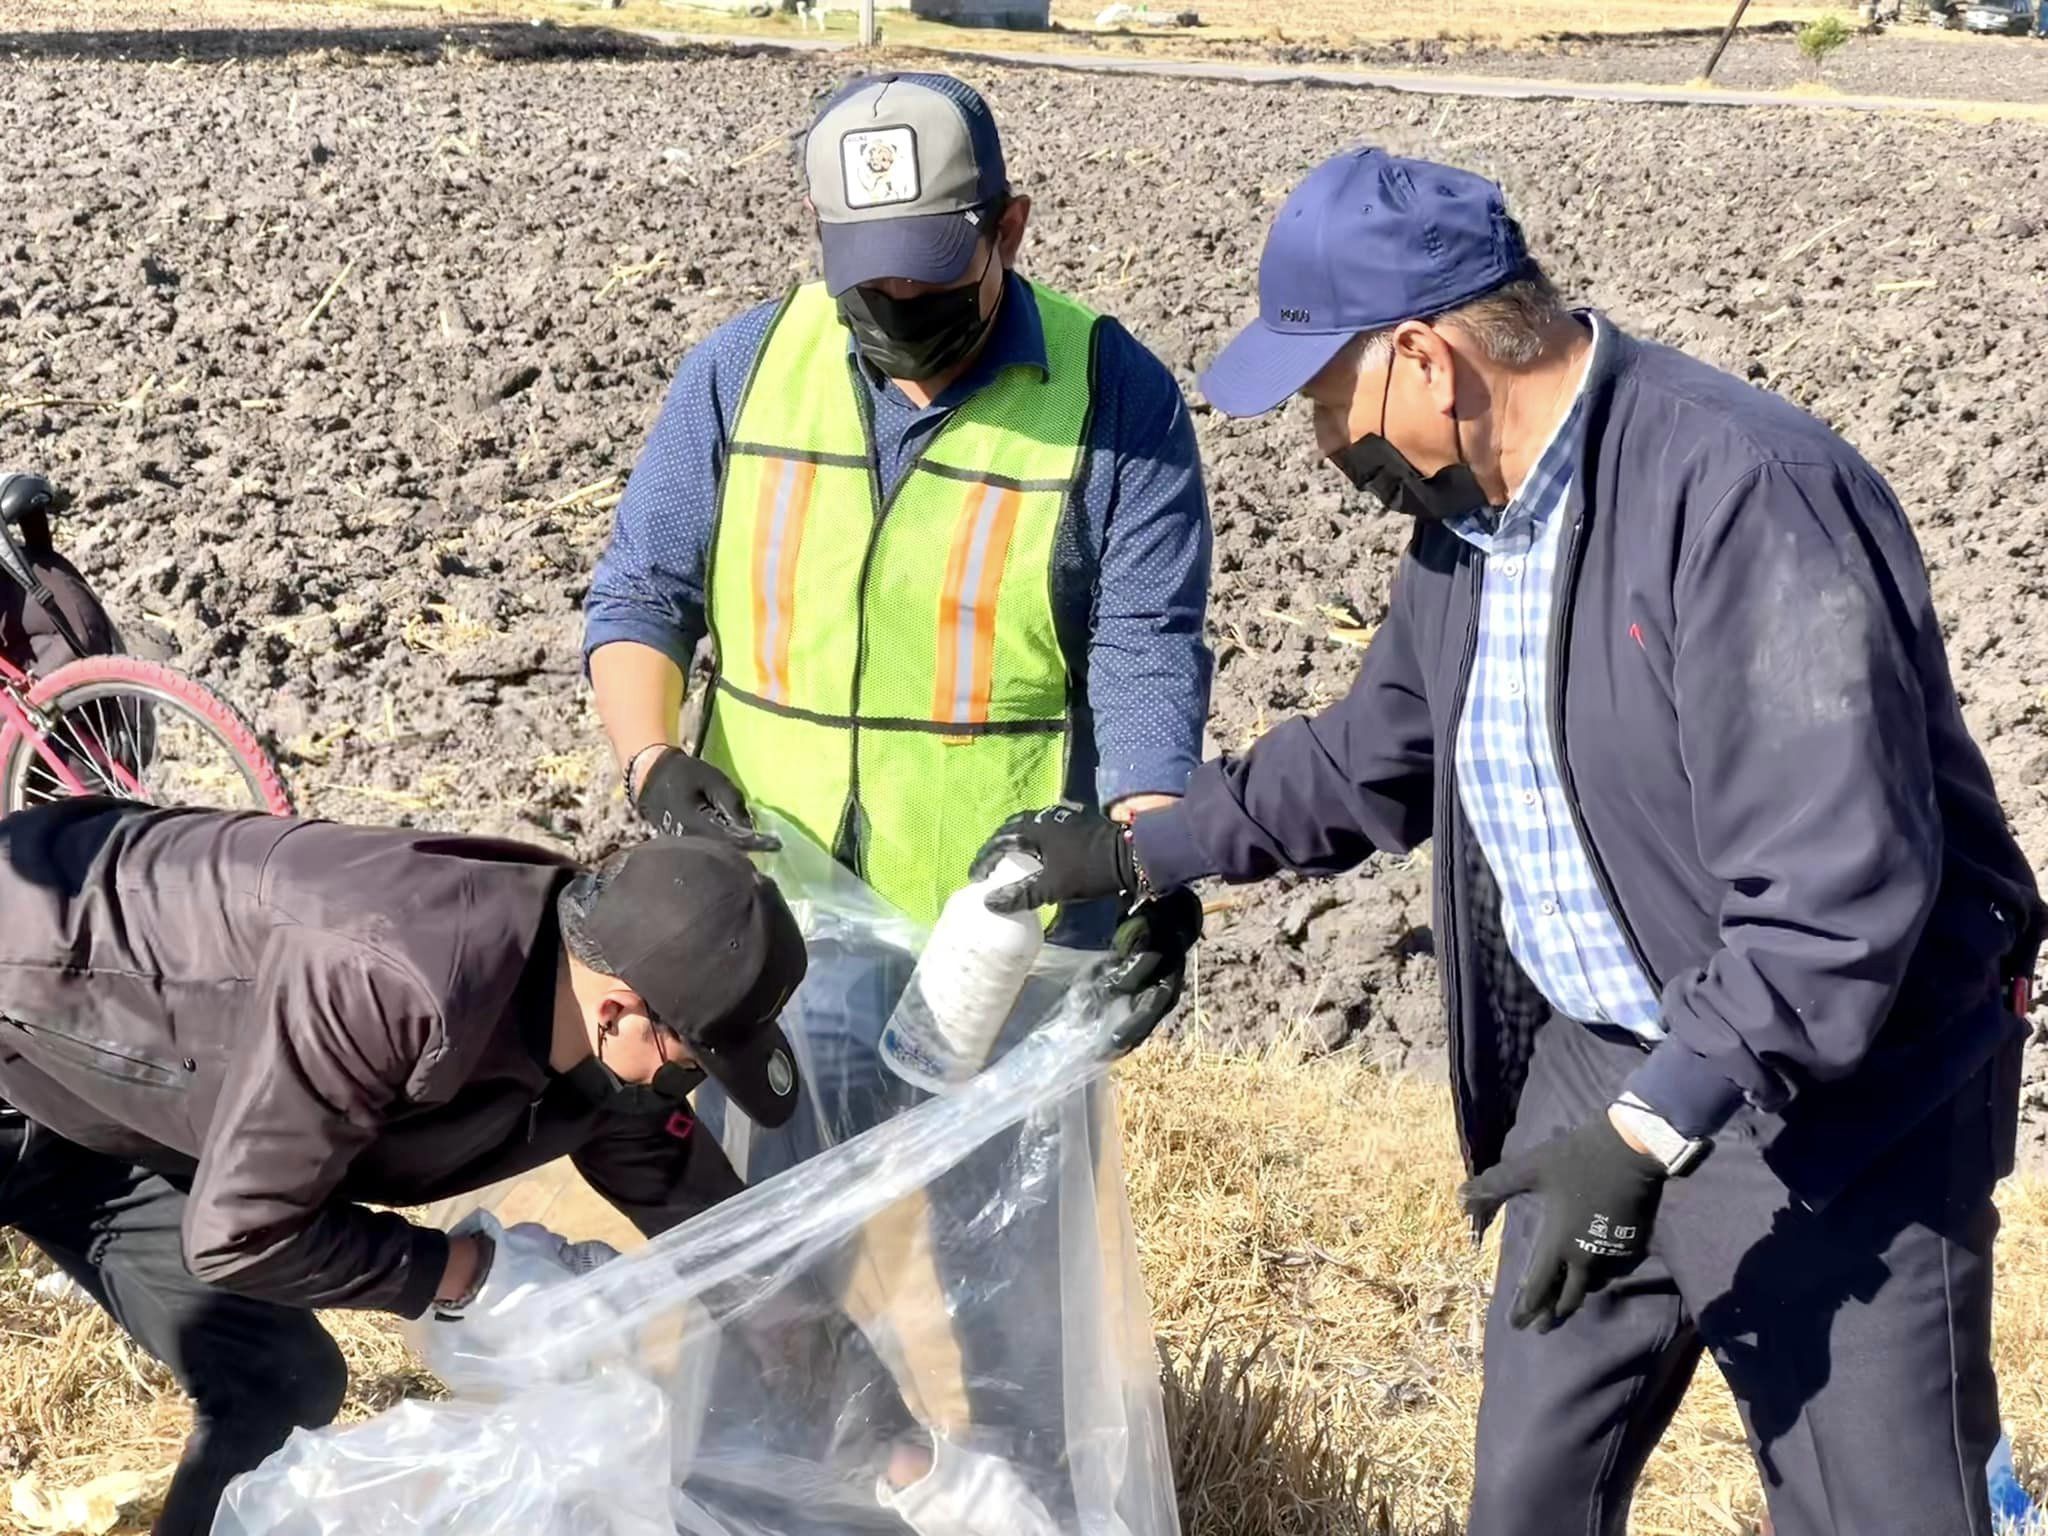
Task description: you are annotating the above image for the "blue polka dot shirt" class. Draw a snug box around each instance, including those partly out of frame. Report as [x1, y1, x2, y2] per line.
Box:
[583, 271, 1215, 810]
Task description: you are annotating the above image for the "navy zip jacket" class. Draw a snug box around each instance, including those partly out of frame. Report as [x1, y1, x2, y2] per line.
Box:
[1138, 321, 2041, 1204]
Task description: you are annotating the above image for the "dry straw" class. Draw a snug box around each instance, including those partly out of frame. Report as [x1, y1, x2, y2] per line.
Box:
[4, 1042, 2045, 1534]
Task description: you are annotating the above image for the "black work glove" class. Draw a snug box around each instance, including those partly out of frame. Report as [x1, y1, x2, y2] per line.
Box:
[970, 806, 1142, 914]
[1103, 887, 1204, 1056]
[1458, 1115, 1667, 1333]
[634, 747, 780, 853]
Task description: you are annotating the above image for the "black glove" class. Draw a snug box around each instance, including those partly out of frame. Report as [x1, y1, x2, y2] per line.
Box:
[1458, 1115, 1667, 1333]
[1103, 887, 1203, 1056]
[970, 806, 1142, 914]
[633, 747, 780, 853]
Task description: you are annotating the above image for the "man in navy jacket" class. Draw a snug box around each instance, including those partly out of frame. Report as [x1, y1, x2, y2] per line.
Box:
[975, 148, 2041, 1536]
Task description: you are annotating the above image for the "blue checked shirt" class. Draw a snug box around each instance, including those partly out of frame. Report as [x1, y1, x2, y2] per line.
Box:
[584, 272, 1213, 811]
[1449, 320, 1664, 1039]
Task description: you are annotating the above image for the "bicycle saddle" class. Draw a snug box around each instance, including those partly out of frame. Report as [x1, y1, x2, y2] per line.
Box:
[0, 474, 56, 526]
[0, 476, 83, 659]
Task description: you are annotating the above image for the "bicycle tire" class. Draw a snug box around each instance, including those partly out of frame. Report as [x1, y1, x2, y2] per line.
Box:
[0, 655, 294, 816]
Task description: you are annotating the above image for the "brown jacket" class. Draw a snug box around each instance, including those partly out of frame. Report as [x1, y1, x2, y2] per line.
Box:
[0, 800, 741, 1317]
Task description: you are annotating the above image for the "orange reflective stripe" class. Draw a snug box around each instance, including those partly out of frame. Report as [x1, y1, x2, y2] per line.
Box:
[933, 482, 1024, 727]
[932, 483, 979, 726]
[965, 489, 1022, 722]
[751, 458, 816, 702]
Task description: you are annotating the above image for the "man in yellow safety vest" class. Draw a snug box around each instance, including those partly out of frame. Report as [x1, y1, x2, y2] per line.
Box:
[585, 71, 1210, 1121]
[581, 72, 1212, 1533]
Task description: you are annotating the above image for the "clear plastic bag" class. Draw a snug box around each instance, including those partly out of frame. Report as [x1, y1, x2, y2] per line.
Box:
[211, 1374, 676, 1536]
[214, 816, 1179, 1536]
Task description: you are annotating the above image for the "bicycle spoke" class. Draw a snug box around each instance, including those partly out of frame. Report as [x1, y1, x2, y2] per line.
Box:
[121, 692, 145, 778]
[22, 755, 70, 805]
[114, 691, 155, 797]
[49, 711, 129, 798]
[120, 691, 150, 795]
[89, 697, 115, 778]
[97, 695, 138, 790]
[88, 695, 150, 798]
[10, 681, 278, 816]
[82, 702, 127, 796]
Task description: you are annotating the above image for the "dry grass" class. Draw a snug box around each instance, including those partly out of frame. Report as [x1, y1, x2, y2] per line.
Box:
[1116, 1038, 2048, 1535]
[4, 1046, 2045, 1533]
[0, 1235, 422, 1534]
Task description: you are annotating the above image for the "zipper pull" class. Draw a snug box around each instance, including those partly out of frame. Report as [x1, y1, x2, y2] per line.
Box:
[525, 1094, 543, 1144]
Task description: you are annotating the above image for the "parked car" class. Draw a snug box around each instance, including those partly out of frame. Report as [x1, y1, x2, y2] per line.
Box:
[1962, 0, 2032, 32]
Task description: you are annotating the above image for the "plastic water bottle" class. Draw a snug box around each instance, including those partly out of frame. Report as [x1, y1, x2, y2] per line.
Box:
[1990, 1429, 2041, 1533]
[878, 853, 1044, 1093]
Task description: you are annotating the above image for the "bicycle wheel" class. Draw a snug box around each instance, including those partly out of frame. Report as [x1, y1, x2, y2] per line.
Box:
[1, 654, 294, 816]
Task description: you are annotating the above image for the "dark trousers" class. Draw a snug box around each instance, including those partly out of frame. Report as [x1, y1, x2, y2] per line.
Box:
[0, 1112, 347, 1536]
[1470, 1016, 2002, 1536]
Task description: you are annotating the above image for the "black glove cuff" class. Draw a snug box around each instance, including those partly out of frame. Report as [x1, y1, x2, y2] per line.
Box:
[624, 743, 673, 807]
[1113, 824, 1148, 900]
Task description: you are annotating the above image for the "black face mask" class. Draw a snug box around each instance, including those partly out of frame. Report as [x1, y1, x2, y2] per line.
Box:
[1329, 349, 1496, 525]
[564, 1037, 707, 1117]
[836, 248, 998, 382]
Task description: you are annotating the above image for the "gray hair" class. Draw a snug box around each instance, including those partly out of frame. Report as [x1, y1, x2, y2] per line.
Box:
[1355, 263, 1570, 370]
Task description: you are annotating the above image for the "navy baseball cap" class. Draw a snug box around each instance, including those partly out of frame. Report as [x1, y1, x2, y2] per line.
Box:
[804, 74, 1010, 297]
[1199, 148, 1531, 419]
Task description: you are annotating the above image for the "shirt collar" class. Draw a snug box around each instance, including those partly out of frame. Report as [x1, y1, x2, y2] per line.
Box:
[1447, 312, 1601, 548]
[850, 270, 1049, 408]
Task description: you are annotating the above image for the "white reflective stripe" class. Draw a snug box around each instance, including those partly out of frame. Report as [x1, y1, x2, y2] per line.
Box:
[948, 482, 1008, 724]
[757, 458, 801, 702]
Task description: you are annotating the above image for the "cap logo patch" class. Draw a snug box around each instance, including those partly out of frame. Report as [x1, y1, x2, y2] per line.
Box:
[1279, 307, 1311, 324]
[842, 127, 920, 210]
[767, 1048, 797, 1098]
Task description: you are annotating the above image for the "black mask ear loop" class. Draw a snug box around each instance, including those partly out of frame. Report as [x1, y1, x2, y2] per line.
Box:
[1440, 356, 1497, 532]
[1376, 339, 1394, 439]
[974, 240, 1003, 323]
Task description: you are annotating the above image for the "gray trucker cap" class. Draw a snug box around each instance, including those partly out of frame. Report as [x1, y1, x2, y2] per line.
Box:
[803, 73, 1010, 296]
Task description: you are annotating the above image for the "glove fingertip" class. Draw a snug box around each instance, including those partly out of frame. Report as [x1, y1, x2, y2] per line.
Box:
[1456, 1176, 1507, 1216]
[974, 833, 1027, 868]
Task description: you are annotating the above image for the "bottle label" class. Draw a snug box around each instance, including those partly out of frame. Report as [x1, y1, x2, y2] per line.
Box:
[875, 852, 1043, 1094]
[878, 1012, 957, 1094]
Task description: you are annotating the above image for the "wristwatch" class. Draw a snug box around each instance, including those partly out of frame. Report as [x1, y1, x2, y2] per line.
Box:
[1608, 1092, 1711, 1176]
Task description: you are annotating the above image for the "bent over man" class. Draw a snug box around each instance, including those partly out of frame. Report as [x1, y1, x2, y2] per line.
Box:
[980, 147, 2043, 1536]
[0, 799, 805, 1535]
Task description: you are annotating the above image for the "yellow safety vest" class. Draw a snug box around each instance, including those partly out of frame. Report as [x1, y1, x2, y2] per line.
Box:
[701, 280, 1099, 923]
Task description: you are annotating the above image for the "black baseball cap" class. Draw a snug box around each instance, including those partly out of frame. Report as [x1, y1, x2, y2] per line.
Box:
[571, 838, 808, 1128]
